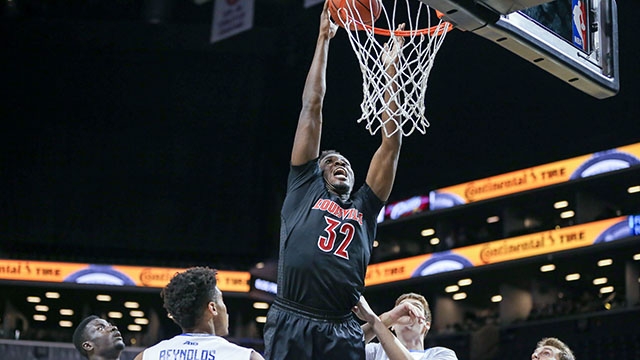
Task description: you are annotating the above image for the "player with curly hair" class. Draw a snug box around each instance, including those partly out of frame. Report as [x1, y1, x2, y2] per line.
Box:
[133, 266, 264, 360]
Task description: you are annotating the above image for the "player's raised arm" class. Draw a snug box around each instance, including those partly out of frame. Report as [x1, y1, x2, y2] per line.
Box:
[366, 24, 404, 201]
[291, 0, 338, 166]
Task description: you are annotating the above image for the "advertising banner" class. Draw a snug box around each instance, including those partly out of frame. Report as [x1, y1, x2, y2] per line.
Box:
[429, 142, 640, 210]
[0, 261, 250, 292]
[365, 215, 637, 286]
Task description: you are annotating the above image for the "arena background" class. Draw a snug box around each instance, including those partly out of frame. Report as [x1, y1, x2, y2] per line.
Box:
[1, 0, 639, 359]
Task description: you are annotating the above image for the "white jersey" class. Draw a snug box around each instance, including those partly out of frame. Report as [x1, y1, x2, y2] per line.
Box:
[141, 333, 254, 360]
[365, 343, 458, 360]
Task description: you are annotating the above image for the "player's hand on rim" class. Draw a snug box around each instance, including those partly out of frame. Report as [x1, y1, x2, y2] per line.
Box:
[382, 23, 405, 70]
[321, 0, 339, 39]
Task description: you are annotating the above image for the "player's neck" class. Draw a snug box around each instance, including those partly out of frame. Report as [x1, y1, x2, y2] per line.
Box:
[400, 337, 424, 352]
[328, 188, 350, 201]
[184, 316, 218, 335]
[89, 355, 120, 360]
[182, 324, 215, 335]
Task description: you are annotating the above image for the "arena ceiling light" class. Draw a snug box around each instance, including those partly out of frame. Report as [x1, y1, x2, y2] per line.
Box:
[458, 278, 472, 286]
[253, 302, 270, 309]
[597, 259, 613, 267]
[124, 301, 140, 309]
[108, 311, 123, 319]
[565, 273, 580, 281]
[600, 286, 614, 294]
[540, 264, 556, 272]
[134, 318, 149, 325]
[553, 200, 569, 209]
[421, 228, 435, 237]
[452, 292, 467, 300]
[560, 210, 575, 219]
[593, 277, 608, 285]
[486, 216, 500, 223]
[96, 294, 112, 302]
[491, 295, 502, 303]
[130, 310, 145, 317]
[628, 185, 640, 194]
[445, 285, 459, 293]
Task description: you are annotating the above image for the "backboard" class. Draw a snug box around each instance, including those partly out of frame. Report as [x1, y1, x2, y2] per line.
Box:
[418, 0, 619, 99]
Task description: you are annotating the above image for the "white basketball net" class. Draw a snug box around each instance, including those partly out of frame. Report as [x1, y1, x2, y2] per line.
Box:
[336, 0, 451, 137]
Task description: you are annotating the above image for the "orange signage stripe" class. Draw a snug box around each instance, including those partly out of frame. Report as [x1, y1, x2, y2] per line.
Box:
[365, 216, 631, 286]
[0, 261, 250, 293]
[431, 142, 640, 206]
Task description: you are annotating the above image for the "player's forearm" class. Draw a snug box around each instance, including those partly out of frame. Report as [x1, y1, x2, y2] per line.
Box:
[362, 309, 397, 342]
[370, 317, 414, 360]
[292, 34, 330, 165]
[301, 35, 331, 109]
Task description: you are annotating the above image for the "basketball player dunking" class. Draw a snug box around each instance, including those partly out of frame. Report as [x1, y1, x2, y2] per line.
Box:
[262, 0, 404, 359]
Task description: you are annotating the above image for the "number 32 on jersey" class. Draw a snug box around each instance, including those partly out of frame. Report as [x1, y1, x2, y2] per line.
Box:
[317, 216, 355, 260]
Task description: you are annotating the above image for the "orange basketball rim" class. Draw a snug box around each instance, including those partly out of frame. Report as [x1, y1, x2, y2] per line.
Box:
[369, 10, 453, 37]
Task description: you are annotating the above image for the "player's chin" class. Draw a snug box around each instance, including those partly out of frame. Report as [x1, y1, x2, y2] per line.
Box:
[332, 182, 352, 194]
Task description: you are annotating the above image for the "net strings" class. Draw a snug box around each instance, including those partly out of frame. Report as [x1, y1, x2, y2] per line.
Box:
[338, 0, 450, 137]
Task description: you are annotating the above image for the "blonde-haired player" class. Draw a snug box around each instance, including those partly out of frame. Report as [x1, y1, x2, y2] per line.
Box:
[356, 293, 458, 360]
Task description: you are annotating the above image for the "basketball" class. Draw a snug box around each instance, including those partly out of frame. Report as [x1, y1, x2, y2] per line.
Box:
[329, 0, 382, 30]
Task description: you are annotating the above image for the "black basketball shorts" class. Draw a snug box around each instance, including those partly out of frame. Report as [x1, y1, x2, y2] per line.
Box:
[263, 298, 365, 360]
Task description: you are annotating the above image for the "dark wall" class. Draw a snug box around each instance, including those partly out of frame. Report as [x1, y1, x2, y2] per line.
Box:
[2, 0, 639, 269]
[2, 17, 281, 268]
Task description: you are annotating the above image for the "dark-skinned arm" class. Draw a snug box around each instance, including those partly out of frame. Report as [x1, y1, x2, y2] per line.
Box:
[291, 0, 338, 166]
[365, 24, 405, 201]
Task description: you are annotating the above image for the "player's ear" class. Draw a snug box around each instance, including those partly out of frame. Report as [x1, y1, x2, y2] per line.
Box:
[208, 301, 217, 315]
[82, 341, 94, 352]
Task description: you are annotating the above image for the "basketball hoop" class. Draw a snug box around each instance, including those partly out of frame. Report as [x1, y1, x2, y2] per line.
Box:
[332, 0, 453, 137]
